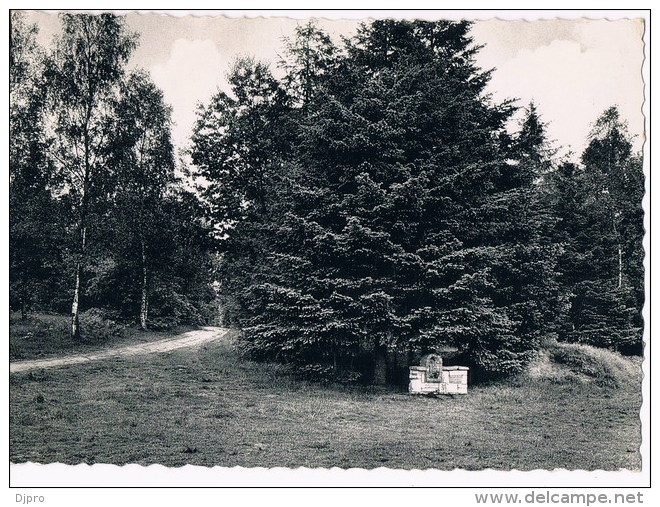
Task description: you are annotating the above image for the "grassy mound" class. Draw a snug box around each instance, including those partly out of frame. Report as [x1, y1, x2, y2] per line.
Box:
[526, 340, 642, 388]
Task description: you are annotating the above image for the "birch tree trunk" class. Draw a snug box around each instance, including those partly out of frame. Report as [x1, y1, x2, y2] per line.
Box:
[71, 110, 91, 340]
[71, 225, 86, 340]
[614, 211, 623, 288]
[140, 239, 149, 330]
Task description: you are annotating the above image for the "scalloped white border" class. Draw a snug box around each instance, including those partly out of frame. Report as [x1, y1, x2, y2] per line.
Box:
[3, 4, 651, 493]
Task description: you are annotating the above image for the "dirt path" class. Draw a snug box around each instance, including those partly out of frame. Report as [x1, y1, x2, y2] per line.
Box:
[9, 327, 229, 374]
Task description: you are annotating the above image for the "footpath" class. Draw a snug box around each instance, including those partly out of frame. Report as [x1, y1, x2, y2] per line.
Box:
[9, 326, 228, 374]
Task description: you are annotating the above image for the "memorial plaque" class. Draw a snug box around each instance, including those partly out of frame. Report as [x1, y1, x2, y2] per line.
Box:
[420, 354, 443, 380]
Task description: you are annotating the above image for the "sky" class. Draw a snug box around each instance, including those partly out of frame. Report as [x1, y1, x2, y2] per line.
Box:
[22, 11, 646, 160]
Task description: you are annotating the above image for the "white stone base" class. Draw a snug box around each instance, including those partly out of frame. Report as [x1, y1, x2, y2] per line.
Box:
[409, 365, 469, 395]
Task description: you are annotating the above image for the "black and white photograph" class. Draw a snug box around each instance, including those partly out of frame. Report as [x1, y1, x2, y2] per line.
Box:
[8, 8, 649, 489]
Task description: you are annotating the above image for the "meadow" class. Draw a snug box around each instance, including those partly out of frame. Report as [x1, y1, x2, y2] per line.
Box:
[10, 323, 642, 470]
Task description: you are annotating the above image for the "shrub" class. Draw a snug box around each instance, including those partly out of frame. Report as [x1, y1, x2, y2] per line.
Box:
[148, 285, 218, 330]
[79, 308, 127, 343]
[146, 315, 182, 331]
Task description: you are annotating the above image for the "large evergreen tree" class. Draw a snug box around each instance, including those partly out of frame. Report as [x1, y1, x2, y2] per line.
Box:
[195, 20, 558, 381]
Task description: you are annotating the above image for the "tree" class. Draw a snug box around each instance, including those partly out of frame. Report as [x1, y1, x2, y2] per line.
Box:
[293, 19, 547, 379]
[191, 56, 296, 341]
[581, 107, 638, 290]
[10, 11, 40, 93]
[575, 107, 643, 351]
[191, 57, 291, 224]
[10, 12, 63, 318]
[199, 19, 548, 382]
[514, 101, 556, 175]
[279, 21, 337, 107]
[46, 13, 137, 338]
[106, 71, 175, 328]
[547, 107, 643, 352]
[509, 102, 563, 340]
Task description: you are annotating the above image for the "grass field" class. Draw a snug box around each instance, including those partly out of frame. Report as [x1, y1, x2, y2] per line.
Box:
[10, 328, 642, 470]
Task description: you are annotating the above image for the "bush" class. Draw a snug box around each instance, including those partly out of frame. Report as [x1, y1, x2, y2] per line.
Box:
[9, 311, 132, 360]
[79, 308, 127, 343]
[147, 284, 218, 330]
[145, 315, 182, 331]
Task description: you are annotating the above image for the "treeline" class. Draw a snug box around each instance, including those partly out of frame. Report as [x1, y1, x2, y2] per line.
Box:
[190, 20, 644, 382]
[10, 14, 644, 380]
[10, 12, 218, 335]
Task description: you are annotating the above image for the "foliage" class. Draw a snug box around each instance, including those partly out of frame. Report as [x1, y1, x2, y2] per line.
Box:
[279, 21, 337, 107]
[9, 12, 65, 317]
[78, 309, 127, 343]
[193, 20, 644, 383]
[45, 13, 138, 339]
[191, 56, 291, 225]
[9, 314, 71, 360]
[545, 107, 644, 353]
[193, 20, 582, 381]
[9, 13, 218, 338]
[9, 15, 645, 379]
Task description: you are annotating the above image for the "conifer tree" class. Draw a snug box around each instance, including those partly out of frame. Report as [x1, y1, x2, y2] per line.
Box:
[279, 21, 337, 108]
[197, 20, 549, 380]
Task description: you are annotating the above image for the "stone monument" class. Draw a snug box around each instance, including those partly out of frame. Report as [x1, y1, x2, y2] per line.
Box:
[409, 353, 469, 394]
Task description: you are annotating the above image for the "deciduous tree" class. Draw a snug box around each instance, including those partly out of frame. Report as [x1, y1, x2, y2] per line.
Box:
[106, 71, 175, 329]
[46, 13, 137, 338]
[10, 12, 63, 318]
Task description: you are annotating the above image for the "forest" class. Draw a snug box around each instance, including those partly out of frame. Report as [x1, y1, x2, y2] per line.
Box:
[10, 12, 645, 384]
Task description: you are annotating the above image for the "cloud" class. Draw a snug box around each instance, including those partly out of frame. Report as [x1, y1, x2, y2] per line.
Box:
[150, 39, 229, 150]
[144, 20, 645, 159]
[474, 19, 645, 157]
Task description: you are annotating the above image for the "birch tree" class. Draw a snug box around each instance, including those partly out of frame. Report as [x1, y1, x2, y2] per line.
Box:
[572, 106, 643, 352]
[108, 71, 175, 329]
[47, 13, 136, 339]
[582, 107, 636, 290]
